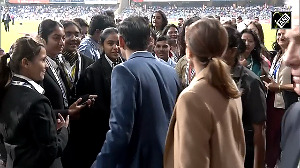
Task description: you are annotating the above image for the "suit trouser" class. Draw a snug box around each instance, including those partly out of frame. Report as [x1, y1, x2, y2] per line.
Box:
[3, 21, 9, 32]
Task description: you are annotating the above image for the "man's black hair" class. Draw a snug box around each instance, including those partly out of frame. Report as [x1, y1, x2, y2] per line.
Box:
[89, 14, 116, 35]
[118, 16, 150, 51]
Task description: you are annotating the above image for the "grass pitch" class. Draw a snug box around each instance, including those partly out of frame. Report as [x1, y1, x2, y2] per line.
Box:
[1, 20, 41, 52]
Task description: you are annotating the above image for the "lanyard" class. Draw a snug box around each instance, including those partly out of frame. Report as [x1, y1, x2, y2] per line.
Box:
[270, 54, 283, 82]
[272, 58, 282, 81]
[58, 52, 82, 88]
[247, 56, 253, 71]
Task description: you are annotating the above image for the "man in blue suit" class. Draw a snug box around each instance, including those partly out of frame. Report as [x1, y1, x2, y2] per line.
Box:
[92, 16, 180, 168]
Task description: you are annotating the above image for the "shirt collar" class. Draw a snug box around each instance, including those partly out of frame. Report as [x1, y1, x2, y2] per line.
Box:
[129, 51, 154, 60]
[46, 56, 58, 69]
[167, 57, 176, 65]
[105, 54, 113, 68]
[14, 74, 45, 94]
[156, 55, 173, 64]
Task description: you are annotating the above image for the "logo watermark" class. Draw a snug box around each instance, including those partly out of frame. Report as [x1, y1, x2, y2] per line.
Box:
[271, 11, 292, 29]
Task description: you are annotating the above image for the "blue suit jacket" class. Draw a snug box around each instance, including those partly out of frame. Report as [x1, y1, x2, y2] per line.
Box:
[93, 51, 180, 168]
[279, 102, 300, 168]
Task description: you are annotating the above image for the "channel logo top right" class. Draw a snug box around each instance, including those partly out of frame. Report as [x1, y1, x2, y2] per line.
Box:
[271, 11, 292, 29]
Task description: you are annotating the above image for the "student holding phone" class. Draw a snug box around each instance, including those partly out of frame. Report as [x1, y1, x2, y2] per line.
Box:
[76, 27, 124, 168]
[37, 19, 96, 168]
[57, 20, 97, 168]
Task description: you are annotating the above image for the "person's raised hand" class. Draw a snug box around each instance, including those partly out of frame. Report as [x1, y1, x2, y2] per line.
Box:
[57, 113, 69, 130]
[68, 98, 86, 119]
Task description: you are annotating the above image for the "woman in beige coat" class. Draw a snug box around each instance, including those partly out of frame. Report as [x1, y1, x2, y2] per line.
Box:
[164, 18, 246, 168]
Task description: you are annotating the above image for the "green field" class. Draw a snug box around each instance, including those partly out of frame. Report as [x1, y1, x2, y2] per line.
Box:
[1, 20, 42, 52]
[0, 20, 277, 53]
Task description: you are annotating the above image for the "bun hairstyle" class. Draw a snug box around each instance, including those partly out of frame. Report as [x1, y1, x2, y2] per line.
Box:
[100, 27, 118, 46]
[0, 37, 44, 92]
[38, 19, 63, 43]
[224, 25, 246, 66]
[186, 18, 240, 99]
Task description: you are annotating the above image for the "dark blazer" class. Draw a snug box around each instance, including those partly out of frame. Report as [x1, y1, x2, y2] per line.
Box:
[94, 51, 181, 168]
[43, 67, 69, 116]
[65, 54, 112, 168]
[63, 53, 94, 104]
[1, 14, 10, 22]
[0, 77, 68, 168]
[59, 54, 94, 168]
[43, 54, 93, 110]
[279, 102, 300, 168]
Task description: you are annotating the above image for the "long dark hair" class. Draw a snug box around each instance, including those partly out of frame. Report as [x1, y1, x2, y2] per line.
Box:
[248, 21, 265, 44]
[272, 29, 282, 52]
[150, 10, 168, 31]
[178, 16, 201, 57]
[241, 28, 262, 63]
[0, 37, 44, 94]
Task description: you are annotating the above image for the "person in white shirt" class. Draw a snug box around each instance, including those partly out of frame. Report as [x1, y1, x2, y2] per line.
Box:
[237, 16, 247, 32]
[154, 36, 176, 68]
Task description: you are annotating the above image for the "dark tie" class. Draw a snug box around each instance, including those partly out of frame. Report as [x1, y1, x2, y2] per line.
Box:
[52, 57, 69, 108]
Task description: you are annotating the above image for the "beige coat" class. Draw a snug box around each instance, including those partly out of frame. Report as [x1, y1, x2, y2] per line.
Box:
[164, 69, 246, 168]
[175, 55, 188, 88]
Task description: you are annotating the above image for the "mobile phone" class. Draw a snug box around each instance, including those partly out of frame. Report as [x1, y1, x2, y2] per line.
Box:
[79, 94, 89, 105]
[260, 74, 272, 83]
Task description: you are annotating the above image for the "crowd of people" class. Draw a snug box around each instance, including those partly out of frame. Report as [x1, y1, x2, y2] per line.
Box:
[1, 5, 117, 21]
[122, 4, 290, 21]
[0, 0, 299, 168]
[1, 4, 291, 22]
